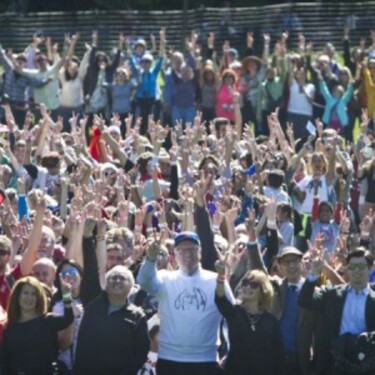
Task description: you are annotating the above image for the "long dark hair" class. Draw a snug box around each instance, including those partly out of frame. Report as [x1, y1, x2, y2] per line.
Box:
[64, 56, 80, 81]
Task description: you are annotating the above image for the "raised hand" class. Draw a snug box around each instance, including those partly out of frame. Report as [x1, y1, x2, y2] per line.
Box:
[247, 32, 254, 48]
[359, 209, 375, 238]
[264, 198, 277, 221]
[245, 208, 257, 234]
[215, 248, 229, 276]
[146, 239, 161, 261]
[193, 171, 213, 207]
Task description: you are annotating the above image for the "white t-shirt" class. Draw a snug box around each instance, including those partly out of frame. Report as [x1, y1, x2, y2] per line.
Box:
[153, 267, 233, 362]
[264, 186, 289, 203]
[296, 175, 332, 214]
[287, 80, 315, 116]
[59, 51, 89, 108]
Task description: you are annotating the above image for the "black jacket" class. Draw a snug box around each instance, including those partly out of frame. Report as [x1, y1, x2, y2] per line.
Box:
[74, 292, 150, 375]
[298, 280, 375, 375]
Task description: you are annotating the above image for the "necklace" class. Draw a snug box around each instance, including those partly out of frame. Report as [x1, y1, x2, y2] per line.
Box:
[246, 312, 261, 331]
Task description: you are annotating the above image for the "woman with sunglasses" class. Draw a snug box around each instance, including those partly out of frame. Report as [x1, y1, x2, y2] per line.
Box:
[51, 259, 84, 374]
[215, 260, 284, 375]
[2, 276, 73, 375]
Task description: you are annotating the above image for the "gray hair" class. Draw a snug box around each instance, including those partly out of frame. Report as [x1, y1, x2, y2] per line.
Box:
[105, 265, 135, 288]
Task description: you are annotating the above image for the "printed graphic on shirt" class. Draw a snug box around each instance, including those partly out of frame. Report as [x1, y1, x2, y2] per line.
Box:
[174, 287, 207, 311]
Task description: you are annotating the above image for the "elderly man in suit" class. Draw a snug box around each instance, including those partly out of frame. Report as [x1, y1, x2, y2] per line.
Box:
[298, 248, 375, 375]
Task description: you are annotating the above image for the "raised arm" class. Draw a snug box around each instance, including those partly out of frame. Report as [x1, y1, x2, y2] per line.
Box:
[136, 240, 163, 296]
[81, 219, 102, 307]
[193, 173, 217, 271]
[20, 196, 45, 276]
[298, 256, 326, 311]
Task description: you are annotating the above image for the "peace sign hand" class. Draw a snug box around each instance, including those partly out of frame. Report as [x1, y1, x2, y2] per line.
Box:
[146, 239, 161, 261]
[215, 248, 229, 277]
[307, 234, 325, 277]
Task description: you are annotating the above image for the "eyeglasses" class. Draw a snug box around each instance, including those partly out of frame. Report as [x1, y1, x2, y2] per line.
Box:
[241, 279, 260, 289]
[347, 263, 368, 271]
[0, 249, 10, 256]
[109, 274, 129, 282]
[281, 258, 301, 266]
[61, 268, 79, 278]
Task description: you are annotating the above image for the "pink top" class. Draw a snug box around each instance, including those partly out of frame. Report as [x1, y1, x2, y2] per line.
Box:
[215, 84, 237, 122]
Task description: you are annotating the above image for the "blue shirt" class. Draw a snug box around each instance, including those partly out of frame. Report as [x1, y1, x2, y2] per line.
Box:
[280, 283, 301, 354]
[130, 57, 163, 100]
[339, 285, 368, 335]
[107, 83, 132, 114]
[0, 49, 43, 103]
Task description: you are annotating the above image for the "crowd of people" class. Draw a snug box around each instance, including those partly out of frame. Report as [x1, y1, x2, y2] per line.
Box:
[0, 20, 374, 375]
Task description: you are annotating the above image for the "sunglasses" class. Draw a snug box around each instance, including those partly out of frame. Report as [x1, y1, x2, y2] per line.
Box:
[0, 249, 10, 256]
[241, 279, 260, 289]
[347, 263, 368, 271]
[61, 268, 79, 278]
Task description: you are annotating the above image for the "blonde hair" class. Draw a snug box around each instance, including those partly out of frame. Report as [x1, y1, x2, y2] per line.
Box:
[0, 235, 11, 252]
[241, 270, 274, 311]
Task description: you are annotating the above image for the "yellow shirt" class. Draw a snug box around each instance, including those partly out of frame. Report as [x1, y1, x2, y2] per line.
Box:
[364, 69, 375, 118]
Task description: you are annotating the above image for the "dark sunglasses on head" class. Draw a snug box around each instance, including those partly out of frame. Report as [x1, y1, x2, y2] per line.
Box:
[0, 249, 10, 256]
[241, 279, 260, 289]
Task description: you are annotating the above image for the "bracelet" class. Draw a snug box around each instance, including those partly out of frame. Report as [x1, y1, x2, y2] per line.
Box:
[212, 224, 220, 232]
[62, 292, 72, 300]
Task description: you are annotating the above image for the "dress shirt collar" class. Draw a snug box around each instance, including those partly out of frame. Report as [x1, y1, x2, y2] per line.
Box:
[348, 284, 370, 296]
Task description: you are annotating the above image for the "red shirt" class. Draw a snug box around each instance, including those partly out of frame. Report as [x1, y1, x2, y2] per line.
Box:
[0, 263, 22, 310]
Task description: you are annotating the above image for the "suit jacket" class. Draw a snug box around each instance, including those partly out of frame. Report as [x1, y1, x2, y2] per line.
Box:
[247, 241, 315, 375]
[298, 280, 375, 375]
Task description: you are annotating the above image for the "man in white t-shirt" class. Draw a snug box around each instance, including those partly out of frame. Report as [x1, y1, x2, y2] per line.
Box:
[137, 231, 233, 375]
